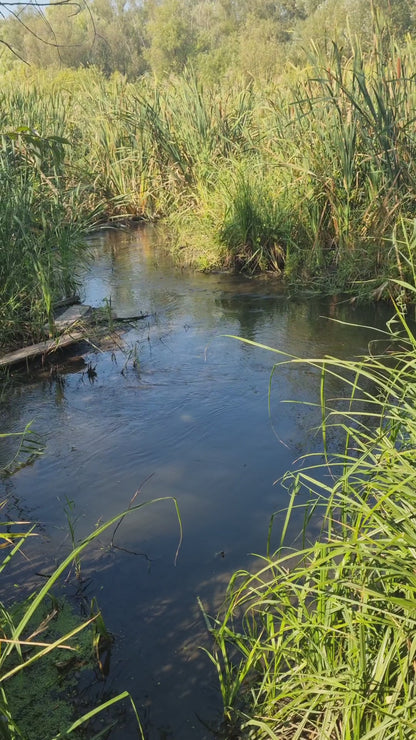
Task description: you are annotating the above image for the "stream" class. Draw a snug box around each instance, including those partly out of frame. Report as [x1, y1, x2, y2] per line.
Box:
[0, 225, 393, 739]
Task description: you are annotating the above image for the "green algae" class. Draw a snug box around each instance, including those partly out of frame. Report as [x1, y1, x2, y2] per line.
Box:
[3, 597, 97, 739]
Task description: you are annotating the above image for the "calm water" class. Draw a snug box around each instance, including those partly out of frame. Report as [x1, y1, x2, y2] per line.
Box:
[0, 226, 392, 738]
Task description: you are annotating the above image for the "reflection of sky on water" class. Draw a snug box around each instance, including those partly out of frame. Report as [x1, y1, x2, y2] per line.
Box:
[0, 225, 393, 739]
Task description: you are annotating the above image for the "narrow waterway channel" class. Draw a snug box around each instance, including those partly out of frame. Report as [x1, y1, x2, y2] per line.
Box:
[1, 225, 393, 739]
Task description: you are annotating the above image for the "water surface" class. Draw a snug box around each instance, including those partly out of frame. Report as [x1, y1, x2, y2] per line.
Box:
[0, 226, 393, 738]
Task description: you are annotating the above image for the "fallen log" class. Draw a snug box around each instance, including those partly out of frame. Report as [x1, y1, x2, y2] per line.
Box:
[53, 295, 81, 309]
[0, 305, 150, 369]
[0, 331, 86, 368]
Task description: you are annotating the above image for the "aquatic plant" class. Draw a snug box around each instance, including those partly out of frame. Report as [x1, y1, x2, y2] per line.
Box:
[0, 484, 182, 738]
[206, 292, 416, 738]
[0, 424, 44, 477]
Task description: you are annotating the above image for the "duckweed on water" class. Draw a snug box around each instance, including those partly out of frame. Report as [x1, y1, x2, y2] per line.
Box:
[5, 599, 94, 739]
[0, 495, 180, 739]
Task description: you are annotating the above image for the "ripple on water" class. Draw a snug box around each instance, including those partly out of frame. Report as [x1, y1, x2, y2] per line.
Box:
[0, 226, 393, 739]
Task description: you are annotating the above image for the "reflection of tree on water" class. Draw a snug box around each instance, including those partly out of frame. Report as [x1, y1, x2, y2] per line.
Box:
[216, 293, 288, 343]
[217, 288, 392, 359]
[86, 226, 186, 317]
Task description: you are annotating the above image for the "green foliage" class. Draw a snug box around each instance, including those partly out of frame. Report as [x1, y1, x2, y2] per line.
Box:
[218, 167, 290, 273]
[0, 0, 148, 77]
[206, 295, 416, 738]
[3, 19, 416, 312]
[271, 35, 416, 290]
[0, 125, 89, 350]
[146, 0, 197, 77]
[2, 0, 415, 80]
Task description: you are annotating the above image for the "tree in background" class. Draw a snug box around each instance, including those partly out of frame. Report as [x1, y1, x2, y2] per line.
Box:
[0, 0, 415, 78]
[145, 0, 196, 77]
[82, 0, 147, 76]
[293, 0, 374, 56]
[0, 0, 92, 66]
[0, 0, 148, 75]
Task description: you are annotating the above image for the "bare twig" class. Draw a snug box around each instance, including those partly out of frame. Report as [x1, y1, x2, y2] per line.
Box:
[0, 0, 100, 62]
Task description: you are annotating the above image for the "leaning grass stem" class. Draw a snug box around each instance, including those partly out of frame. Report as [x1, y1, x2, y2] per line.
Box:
[211, 298, 416, 738]
[1, 491, 181, 738]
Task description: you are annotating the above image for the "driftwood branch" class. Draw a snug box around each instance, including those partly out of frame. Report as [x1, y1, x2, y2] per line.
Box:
[0, 305, 150, 369]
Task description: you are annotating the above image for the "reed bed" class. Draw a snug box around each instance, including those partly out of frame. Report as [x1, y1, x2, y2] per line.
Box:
[205, 284, 416, 739]
[2, 28, 416, 348]
[0, 125, 89, 350]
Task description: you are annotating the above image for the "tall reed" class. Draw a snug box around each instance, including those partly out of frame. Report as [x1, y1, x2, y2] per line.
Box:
[0, 126, 89, 349]
[3, 25, 416, 306]
[274, 35, 416, 288]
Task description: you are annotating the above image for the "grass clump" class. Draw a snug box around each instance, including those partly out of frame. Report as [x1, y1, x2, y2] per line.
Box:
[218, 169, 290, 274]
[168, 158, 296, 273]
[0, 127, 90, 351]
[207, 297, 416, 739]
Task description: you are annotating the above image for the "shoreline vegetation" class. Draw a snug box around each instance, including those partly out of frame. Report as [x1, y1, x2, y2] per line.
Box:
[0, 463, 181, 739]
[206, 298, 416, 739]
[2, 5, 416, 351]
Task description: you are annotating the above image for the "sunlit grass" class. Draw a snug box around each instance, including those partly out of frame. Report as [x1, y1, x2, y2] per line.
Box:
[2, 26, 416, 350]
[0, 127, 90, 350]
[204, 294, 416, 739]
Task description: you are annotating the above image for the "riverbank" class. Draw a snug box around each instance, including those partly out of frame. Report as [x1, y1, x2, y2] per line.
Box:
[2, 26, 416, 350]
